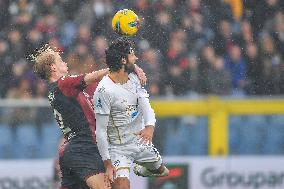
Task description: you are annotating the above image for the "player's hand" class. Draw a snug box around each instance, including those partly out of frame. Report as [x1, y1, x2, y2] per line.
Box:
[135, 125, 154, 144]
[104, 160, 116, 188]
[134, 64, 147, 86]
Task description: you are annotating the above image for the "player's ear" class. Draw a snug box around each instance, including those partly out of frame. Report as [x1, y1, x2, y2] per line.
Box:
[50, 63, 56, 72]
[121, 57, 127, 65]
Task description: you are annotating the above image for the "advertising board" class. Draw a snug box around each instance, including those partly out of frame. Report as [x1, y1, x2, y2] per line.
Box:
[1, 157, 284, 189]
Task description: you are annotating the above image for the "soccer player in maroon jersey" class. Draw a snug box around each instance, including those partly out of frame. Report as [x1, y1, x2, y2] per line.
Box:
[31, 44, 146, 189]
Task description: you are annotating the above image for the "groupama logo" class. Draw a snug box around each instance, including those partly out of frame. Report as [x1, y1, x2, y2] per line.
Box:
[201, 167, 284, 189]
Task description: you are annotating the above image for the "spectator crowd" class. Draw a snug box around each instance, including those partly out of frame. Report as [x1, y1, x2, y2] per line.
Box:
[1, 0, 284, 100]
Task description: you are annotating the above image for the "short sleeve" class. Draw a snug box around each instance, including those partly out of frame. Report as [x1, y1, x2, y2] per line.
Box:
[58, 75, 87, 97]
[93, 86, 111, 115]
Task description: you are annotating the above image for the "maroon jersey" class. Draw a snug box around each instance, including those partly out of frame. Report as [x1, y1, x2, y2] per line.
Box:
[48, 75, 97, 144]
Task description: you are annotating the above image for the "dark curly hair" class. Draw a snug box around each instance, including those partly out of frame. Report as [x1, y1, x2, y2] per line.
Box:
[105, 37, 135, 72]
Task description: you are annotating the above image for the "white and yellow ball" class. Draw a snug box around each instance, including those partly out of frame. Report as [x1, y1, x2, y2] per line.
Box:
[112, 9, 139, 36]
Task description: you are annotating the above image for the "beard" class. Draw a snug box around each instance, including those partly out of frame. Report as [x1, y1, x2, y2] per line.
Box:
[124, 59, 135, 73]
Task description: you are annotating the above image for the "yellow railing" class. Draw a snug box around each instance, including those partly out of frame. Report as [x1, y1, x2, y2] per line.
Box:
[151, 97, 284, 156]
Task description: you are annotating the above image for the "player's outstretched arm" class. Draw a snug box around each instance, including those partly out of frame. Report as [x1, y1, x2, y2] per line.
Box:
[84, 68, 109, 85]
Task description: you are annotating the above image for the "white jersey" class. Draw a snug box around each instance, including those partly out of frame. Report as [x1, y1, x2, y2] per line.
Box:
[94, 73, 155, 145]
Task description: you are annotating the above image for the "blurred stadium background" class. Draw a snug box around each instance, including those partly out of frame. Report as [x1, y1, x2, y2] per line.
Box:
[1, 0, 284, 189]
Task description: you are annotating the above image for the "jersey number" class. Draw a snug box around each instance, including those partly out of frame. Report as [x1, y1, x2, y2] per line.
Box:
[53, 109, 71, 135]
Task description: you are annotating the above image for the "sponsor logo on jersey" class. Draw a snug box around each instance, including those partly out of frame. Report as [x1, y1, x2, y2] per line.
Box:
[131, 111, 138, 118]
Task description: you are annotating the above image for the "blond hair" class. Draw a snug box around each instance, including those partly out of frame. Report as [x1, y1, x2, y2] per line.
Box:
[30, 44, 58, 80]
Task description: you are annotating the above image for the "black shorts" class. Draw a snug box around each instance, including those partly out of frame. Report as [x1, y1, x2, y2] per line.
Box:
[59, 141, 105, 189]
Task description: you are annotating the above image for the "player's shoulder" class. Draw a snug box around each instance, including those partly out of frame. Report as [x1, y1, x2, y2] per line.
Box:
[97, 75, 112, 86]
[128, 73, 140, 84]
[57, 74, 84, 86]
[95, 76, 112, 93]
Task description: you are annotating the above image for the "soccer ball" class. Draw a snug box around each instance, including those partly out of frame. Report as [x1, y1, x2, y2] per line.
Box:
[112, 9, 139, 36]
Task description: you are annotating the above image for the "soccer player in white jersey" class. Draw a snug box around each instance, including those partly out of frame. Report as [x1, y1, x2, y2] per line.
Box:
[93, 37, 169, 189]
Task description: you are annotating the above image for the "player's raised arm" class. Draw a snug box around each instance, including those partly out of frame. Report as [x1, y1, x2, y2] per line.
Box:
[84, 64, 144, 86]
[84, 68, 109, 85]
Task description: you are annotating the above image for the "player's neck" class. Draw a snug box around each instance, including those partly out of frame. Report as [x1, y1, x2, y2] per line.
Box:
[49, 72, 64, 83]
[109, 70, 128, 84]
